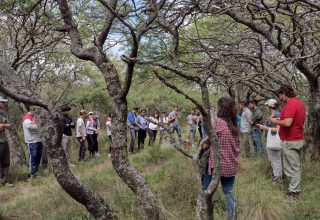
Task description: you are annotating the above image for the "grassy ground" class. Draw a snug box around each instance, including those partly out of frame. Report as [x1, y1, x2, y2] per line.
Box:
[0, 136, 320, 220]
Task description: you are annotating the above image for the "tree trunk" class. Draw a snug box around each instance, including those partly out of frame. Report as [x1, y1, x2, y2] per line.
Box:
[36, 108, 115, 219]
[196, 192, 214, 220]
[308, 78, 320, 160]
[110, 99, 164, 219]
[5, 128, 27, 166]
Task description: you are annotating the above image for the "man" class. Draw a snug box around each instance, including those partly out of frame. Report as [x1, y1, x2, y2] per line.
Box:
[239, 101, 254, 157]
[105, 114, 112, 157]
[159, 111, 168, 144]
[168, 106, 183, 146]
[22, 108, 43, 179]
[76, 110, 87, 162]
[127, 107, 139, 153]
[186, 109, 197, 145]
[269, 85, 306, 198]
[0, 96, 13, 187]
[61, 105, 75, 166]
[137, 109, 148, 150]
[249, 99, 264, 156]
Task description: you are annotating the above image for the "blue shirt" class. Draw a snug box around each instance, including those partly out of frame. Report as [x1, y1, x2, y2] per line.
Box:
[137, 115, 148, 130]
[128, 112, 137, 126]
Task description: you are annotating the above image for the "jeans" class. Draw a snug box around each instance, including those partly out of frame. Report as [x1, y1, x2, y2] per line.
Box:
[169, 124, 183, 145]
[201, 124, 206, 137]
[202, 170, 236, 220]
[159, 129, 167, 144]
[251, 129, 264, 156]
[77, 137, 86, 161]
[129, 127, 136, 152]
[27, 142, 43, 175]
[221, 176, 236, 220]
[86, 134, 94, 155]
[62, 135, 73, 162]
[92, 133, 99, 153]
[241, 132, 253, 157]
[147, 128, 157, 146]
[186, 126, 195, 144]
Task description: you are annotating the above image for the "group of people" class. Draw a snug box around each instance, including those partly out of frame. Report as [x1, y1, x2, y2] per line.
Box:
[200, 84, 306, 220]
[127, 106, 206, 153]
[0, 84, 308, 220]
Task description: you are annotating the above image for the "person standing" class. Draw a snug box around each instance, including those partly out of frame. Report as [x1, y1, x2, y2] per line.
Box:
[61, 106, 75, 167]
[86, 112, 96, 157]
[258, 99, 282, 184]
[127, 107, 139, 153]
[201, 97, 240, 220]
[159, 111, 169, 144]
[147, 111, 159, 146]
[249, 100, 264, 156]
[22, 108, 43, 179]
[0, 96, 13, 187]
[168, 106, 183, 146]
[92, 112, 100, 157]
[76, 110, 87, 162]
[269, 85, 306, 198]
[186, 109, 197, 145]
[137, 109, 148, 150]
[196, 112, 203, 140]
[239, 101, 253, 157]
[105, 114, 112, 157]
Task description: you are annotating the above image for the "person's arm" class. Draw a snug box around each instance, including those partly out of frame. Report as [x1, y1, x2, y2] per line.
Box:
[269, 118, 293, 127]
[86, 120, 96, 131]
[24, 119, 37, 129]
[0, 123, 11, 130]
[258, 124, 280, 132]
[128, 112, 136, 126]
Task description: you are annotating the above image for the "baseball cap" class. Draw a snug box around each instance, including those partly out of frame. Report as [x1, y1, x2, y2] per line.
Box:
[61, 105, 71, 112]
[265, 99, 278, 107]
[88, 111, 94, 115]
[0, 96, 8, 102]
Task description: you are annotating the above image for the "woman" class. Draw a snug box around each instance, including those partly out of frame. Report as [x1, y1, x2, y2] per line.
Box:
[137, 109, 148, 150]
[86, 112, 96, 156]
[201, 97, 240, 220]
[148, 111, 159, 146]
[258, 99, 283, 184]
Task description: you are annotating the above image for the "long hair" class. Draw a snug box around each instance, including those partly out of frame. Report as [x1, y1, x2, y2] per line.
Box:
[217, 97, 239, 136]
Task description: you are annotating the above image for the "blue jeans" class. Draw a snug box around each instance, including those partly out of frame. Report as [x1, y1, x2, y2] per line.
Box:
[169, 124, 183, 145]
[202, 171, 236, 220]
[251, 129, 264, 156]
[27, 142, 43, 175]
[221, 176, 236, 220]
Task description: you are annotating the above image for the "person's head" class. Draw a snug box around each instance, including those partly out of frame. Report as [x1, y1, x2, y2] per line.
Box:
[277, 84, 296, 102]
[0, 96, 8, 110]
[239, 101, 249, 111]
[93, 112, 99, 119]
[173, 106, 178, 112]
[161, 111, 166, 116]
[217, 97, 239, 136]
[132, 107, 139, 114]
[61, 105, 71, 115]
[79, 109, 86, 118]
[153, 110, 159, 118]
[88, 111, 94, 118]
[190, 109, 195, 114]
[249, 99, 258, 109]
[264, 99, 279, 111]
[140, 109, 146, 117]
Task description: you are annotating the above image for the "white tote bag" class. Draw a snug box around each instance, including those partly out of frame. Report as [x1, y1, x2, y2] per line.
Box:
[266, 128, 282, 150]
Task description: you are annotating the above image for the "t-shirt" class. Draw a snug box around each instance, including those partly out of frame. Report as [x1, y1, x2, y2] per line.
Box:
[105, 117, 112, 136]
[187, 114, 196, 129]
[240, 108, 252, 133]
[76, 117, 86, 137]
[168, 111, 179, 126]
[148, 117, 158, 130]
[137, 115, 148, 130]
[279, 97, 306, 141]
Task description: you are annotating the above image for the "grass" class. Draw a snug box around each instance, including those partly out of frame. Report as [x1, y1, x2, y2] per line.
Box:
[1, 135, 320, 219]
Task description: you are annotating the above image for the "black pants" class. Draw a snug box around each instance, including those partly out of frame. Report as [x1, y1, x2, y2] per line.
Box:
[0, 142, 10, 169]
[86, 135, 94, 155]
[77, 137, 86, 161]
[108, 135, 112, 153]
[198, 126, 203, 139]
[92, 133, 99, 153]
[147, 129, 158, 146]
[138, 129, 147, 149]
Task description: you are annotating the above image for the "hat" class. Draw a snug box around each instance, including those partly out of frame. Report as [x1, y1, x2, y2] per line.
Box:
[88, 111, 94, 115]
[61, 105, 71, 112]
[0, 96, 8, 102]
[265, 99, 278, 107]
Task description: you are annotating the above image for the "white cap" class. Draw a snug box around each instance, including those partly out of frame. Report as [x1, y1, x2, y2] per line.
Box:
[0, 96, 8, 102]
[88, 111, 94, 115]
[265, 99, 277, 107]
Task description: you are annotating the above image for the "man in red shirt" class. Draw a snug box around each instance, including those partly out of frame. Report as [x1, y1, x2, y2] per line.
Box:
[270, 85, 306, 198]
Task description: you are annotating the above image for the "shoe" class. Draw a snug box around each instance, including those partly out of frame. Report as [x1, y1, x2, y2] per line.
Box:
[69, 163, 76, 167]
[3, 182, 14, 188]
[95, 152, 100, 157]
[285, 191, 300, 199]
[108, 154, 111, 157]
[272, 178, 283, 185]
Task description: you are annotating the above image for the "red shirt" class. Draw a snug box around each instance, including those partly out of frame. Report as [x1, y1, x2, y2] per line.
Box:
[279, 97, 306, 141]
[215, 118, 240, 177]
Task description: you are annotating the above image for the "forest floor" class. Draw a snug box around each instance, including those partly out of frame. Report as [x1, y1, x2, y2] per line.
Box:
[0, 138, 320, 220]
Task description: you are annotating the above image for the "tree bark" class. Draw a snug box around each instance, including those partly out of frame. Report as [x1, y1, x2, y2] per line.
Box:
[5, 128, 27, 166]
[0, 60, 116, 219]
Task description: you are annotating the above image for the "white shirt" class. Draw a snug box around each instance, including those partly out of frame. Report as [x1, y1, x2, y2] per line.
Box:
[76, 117, 86, 137]
[148, 117, 158, 130]
[240, 108, 252, 133]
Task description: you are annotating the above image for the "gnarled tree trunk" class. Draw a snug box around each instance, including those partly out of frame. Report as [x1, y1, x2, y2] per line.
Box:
[5, 128, 27, 166]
